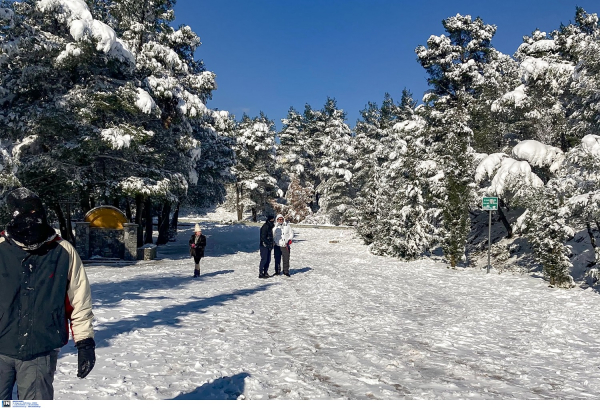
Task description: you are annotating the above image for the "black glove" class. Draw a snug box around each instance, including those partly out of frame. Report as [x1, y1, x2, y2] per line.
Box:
[76, 338, 96, 379]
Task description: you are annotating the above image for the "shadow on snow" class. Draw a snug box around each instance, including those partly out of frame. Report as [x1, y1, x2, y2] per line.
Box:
[156, 223, 260, 261]
[91, 269, 235, 309]
[172, 372, 251, 400]
[92, 284, 274, 348]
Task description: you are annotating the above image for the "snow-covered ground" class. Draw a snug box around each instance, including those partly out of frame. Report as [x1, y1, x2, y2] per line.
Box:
[48, 220, 600, 400]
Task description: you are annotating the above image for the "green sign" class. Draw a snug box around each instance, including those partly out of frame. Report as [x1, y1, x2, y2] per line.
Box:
[482, 197, 498, 211]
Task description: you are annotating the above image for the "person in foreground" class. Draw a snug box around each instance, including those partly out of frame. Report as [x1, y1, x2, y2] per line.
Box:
[259, 214, 275, 279]
[272, 214, 293, 277]
[189, 223, 207, 277]
[0, 188, 95, 400]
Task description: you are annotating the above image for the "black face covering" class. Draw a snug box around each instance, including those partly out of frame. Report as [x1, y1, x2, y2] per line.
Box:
[4, 188, 56, 250]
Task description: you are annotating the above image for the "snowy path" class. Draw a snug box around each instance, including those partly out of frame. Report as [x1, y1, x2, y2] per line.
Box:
[52, 223, 600, 400]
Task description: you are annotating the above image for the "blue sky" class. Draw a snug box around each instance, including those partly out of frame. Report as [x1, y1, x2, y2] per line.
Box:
[174, 0, 599, 129]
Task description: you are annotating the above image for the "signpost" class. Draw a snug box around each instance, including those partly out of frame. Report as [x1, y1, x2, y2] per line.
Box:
[482, 197, 498, 273]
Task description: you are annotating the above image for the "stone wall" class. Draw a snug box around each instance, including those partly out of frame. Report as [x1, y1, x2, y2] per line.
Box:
[74, 222, 90, 260]
[89, 228, 125, 258]
[75, 221, 146, 261]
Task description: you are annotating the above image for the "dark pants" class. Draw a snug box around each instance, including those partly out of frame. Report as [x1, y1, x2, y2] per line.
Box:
[0, 350, 58, 400]
[259, 246, 272, 276]
[274, 245, 290, 274]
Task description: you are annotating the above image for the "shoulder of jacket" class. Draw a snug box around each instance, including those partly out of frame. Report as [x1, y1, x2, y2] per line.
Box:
[56, 238, 77, 256]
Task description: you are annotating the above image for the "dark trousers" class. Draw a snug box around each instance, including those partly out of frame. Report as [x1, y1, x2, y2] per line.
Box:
[0, 350, 58, 400]
[274, 245, 290, 274]
[259, 246, 272, 276]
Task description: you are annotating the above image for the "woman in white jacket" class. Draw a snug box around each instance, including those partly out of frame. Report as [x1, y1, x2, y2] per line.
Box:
[272, 214, 294, 276]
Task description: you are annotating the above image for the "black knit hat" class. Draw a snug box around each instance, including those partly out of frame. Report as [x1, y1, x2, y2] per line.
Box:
[6, 187, 46, 218]
[5, 187, 56, 250]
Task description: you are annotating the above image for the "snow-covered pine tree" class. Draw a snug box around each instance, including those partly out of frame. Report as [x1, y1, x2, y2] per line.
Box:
[105, 0, 219, 244]
[562, 8, 600, 138]
[275, 107, 319, 221]
[231, 112, 280, 221]
[187, 110, 236, 208]
[503, 28, 575, 150]
[278, 107, 307, 187]
[314, 97, 354, 225]
[353, 93, 405, 244]
[416, 14, 495, 267]
[517, 178, 574, 288]
[0, 0, 157, 240]
[562, 134, 600, 276]
[372, 115, 443, 259]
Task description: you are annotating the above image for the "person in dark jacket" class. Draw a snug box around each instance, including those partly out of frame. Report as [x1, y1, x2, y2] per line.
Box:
[0, 188, 95, 400]
[189, 223, 207, 277]
[258, 215, 275, 278]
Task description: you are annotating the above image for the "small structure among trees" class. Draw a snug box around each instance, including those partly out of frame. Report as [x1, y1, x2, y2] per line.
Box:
[75, 206, 141, 261]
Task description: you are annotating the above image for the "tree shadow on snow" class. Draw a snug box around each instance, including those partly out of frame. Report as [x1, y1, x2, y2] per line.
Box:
[156, 223, 260, 261]
[172, 372, 250, 400]
[92, 284, 274, 348]
[91, 269, 235, 309]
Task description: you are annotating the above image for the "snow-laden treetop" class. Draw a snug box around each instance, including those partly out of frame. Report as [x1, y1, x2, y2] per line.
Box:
[37, 0, 134, 63]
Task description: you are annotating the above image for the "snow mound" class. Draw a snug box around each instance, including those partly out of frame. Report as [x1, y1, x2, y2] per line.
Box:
[581, 134, 600, 157]
[512, 140, 564, 172]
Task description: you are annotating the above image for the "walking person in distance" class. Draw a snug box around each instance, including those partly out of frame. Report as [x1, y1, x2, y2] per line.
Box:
[189, 224, 207, 278]
[259, 214, 275, 279]
[273, 214, 294, 277]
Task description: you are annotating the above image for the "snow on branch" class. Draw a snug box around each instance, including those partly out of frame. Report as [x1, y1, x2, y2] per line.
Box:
[487, 157, 544, 197]
[37, 0, 134, 63]
[475, 153, 507, 183]
[580, 134, 600, 157]
[512, 140, 564, 172]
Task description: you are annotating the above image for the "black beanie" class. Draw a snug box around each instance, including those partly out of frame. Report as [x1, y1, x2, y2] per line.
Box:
[5, 187, 56, 250]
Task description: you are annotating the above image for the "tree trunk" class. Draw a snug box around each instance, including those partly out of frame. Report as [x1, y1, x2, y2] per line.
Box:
[51, 203, 74, 244]
[251, 207, 257, 222]
[112, 197, 120, 208]
[169, 201, 180, 241]
[587, 222, 597, 267]
[156, 202, 171, 245]
[497, 205, 513, 238]
[135, 194, 144, 247]
[80, 189, 91, 214]
[125, 197, 132, 222]
[65, 202, 75, 246]
[144, 197, 153, 244]
[236, 183, 243, 221]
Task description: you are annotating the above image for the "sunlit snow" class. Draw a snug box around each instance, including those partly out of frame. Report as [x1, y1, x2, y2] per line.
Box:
[44, 217, 600, 400]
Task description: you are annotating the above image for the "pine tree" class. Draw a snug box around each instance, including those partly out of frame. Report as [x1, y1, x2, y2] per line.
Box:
[354, 93, 403, 244]
[314, 98, 354, 225]
[416, 14, 495, 266]
[231, 112, 280, 221]
[518, 179, 574, 287]
[187, 110, 236, 208]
